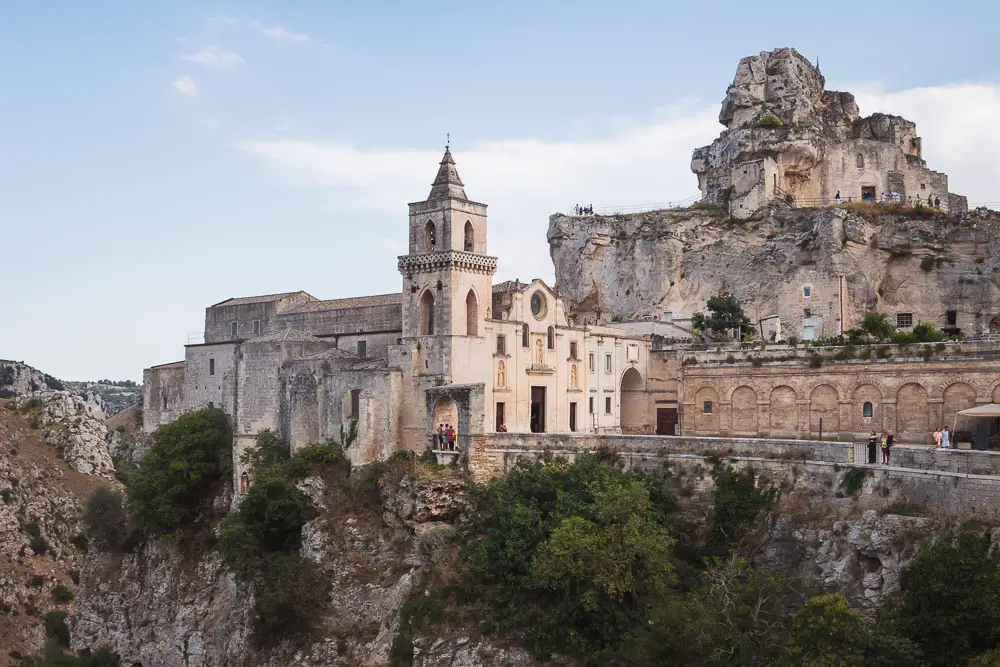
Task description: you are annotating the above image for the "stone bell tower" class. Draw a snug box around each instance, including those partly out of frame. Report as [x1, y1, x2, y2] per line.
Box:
[398, 147, 496, 382]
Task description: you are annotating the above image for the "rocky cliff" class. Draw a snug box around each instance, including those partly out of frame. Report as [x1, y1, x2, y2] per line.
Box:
[548, 204, 1000, 333]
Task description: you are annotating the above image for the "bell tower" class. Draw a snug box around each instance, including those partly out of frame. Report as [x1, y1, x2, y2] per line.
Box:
[398, 147, 496, 382]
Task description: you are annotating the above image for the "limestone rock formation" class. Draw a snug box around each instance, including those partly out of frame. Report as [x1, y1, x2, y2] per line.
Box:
[692, 48, 965, 218]
[548, 205, 1000, 339]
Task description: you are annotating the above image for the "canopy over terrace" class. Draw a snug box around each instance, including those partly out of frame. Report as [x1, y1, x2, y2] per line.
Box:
[955, 404, 1000, 450]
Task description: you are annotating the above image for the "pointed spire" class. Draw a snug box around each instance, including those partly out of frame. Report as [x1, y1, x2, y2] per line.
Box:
[428, 146, 468, 201]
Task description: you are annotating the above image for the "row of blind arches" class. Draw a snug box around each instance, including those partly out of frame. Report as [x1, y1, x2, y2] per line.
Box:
[424, 220, 475, 252]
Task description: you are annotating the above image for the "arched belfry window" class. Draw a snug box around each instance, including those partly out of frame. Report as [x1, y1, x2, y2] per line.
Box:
[464, 220, 474, 252]
[465, 290, 479, 337]
[419, 290, 435, 335]
[862, 401, 873, 418]
[522, 323, 529, 347]
[547, 326, 554, 350]
[424, 220, 437, 250]
[856, 154, 864, 168]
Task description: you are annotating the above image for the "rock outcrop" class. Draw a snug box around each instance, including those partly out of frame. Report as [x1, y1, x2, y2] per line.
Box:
[691, 48, 965, 218]
[548, 205, 1000, 337]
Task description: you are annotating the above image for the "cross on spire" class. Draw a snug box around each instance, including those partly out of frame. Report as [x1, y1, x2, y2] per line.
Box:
[446, 132, 450, 148]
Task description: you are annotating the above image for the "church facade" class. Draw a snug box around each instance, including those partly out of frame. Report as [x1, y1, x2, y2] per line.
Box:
[142, 149, 656, 491]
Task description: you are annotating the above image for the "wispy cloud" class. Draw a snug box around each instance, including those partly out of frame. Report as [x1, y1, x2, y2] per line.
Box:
[181, 46, 244, 70]
[253, 21, 310, 43]
[172, 76, 199, 96]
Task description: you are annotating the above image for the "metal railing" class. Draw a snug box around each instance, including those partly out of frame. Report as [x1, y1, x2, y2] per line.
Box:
[564, 195, 700, 217]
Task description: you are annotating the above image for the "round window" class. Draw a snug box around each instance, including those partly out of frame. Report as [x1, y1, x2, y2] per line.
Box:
[530, 292, 546, 320]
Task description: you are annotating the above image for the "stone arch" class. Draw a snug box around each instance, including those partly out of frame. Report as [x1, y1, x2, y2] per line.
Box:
[620, 368, 645, 432]
[464, 220, 474, 251]
[846, 376, 886, 398]
[809, 384, 840, 435]
[424, 220, 436, 250]
[943, 382, 976, 432]
[731, 385, 757, 434]
[693, 387, 720, 433]
[852, 383, 883, 432]
[419, 290, 435, 335]
[935, 377, 981, 400]
[897, 383, 930, 435]
[769, 385, 797, 432]
[465, 289, 479, 337]
[991, 380, 1000, 404]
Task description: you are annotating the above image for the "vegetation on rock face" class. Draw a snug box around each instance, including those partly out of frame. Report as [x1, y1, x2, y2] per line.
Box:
[859, 311, 895, 341]
[692, 295, 752, 340]
[127, 407, 232, 535]
[82, 486, 127, 548]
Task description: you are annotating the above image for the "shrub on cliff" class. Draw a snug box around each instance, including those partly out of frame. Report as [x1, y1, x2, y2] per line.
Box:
[780, 593, 868, 666]
[705, 465, 779, 558]
[83, 486, 127, 547]
[128, 407, 232, 535]
[462, 453, 676, 660]
[692, 295, 751, 340]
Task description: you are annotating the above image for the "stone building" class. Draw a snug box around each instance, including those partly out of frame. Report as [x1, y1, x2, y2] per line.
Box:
[691, 47, 968, 219]
[143, 148, 652, 490]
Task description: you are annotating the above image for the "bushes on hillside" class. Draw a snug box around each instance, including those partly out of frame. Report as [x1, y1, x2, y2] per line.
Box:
[82, 486, 127, 547]
[127, 407, 232, 535]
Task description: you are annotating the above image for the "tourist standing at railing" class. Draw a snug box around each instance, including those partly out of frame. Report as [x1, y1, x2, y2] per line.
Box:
[835, 190, 841, 206]
[867, 430, 878, 463]
[884, 431, 894, 464]
[941, 426, 951, 449]
[933, 427, 942, 448]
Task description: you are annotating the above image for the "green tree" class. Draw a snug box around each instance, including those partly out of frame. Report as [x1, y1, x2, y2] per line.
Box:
[912, 321, 942, 342]
[859, 312, 895, 341]
[706, 465, 779, 557]
[82, 486, 127, 547]
[127, 407, 232, 535]
[240, 429, 289, 473]
[692, 295, 752, 339]
[969, 648, 1000, 666]
[891, 531, 1000, 666]
[781, 593, 868, 666]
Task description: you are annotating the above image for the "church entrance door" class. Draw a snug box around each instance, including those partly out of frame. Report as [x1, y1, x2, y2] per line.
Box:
[861, 186, 876, 202]
[530, 386, 546, 433]
[656, 408, 678, 435]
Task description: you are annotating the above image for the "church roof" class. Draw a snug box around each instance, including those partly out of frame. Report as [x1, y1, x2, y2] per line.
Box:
[281, 292, 402, 313]
[247, 328, 324, 344]
[492, 280, 530, 294]
[211, 291, 314, 308]
[427, 147, 468, 201]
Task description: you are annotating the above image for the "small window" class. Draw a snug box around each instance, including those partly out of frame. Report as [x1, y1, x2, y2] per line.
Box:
[589, 396, 594, 414]
[920, 183, 926, 190]
[547, 326, 555, 350]
[946, 310, 958, 326]
[209, 358, 215, 376]
[357, 340, 367, 358]
[862, 401, 873, 418]
[896, 313, 913, 328]
[496, 335, 506, 355]
[495, 402, 505, 431]
[803, 325, 816, 340]
[252, 319, 262, 335]
[569, 341, 578, 359]
[803, 285, 812, 298]
[589, 353, 595, 372]
[703, 400, 713, 414]
[569, 402, 577, 432]
[231, 321, 238, 337]
[605, 396, 612, 414]
[162, 395, 168, 410]
[804, 308, 812, 318]
[349, 389, 361, 420]
[856, 154, 864, 168]
[664, 311, 673, 322]
[605, 354, 612, 373]
[521, 323, 529, 347]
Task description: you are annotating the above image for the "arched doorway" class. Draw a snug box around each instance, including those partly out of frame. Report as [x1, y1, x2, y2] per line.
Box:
[769, 386, 797, 433]
[620, 368, 645, 433]
[731, 386, 757, 434]
[419, 290, 435, 335]
[465, 290, 479, 336]
[852, 384, 883, 432]
[897, 383, 930, 435]
[432, 397, 458, 450]
[693, 387, 720, 433]
[943, 382, 976, 432]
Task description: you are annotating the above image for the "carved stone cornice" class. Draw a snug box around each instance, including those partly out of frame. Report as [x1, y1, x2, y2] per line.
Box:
[398, 251, 498, 277]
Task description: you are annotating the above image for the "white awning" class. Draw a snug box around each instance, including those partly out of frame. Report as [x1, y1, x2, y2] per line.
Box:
[957, 404, 1000, 418]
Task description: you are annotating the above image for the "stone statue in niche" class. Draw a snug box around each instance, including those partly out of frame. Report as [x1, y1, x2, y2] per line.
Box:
[535, 339, 544, 365]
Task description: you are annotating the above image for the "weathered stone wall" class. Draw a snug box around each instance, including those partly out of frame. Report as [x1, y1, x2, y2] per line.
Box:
[142, 362, 185, 433]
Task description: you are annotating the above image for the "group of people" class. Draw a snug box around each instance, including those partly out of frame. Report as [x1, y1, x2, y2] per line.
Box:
[833, 190, 942, 208]
[435, 423, 458, 450]
[572, 204, 595, 215]
[866, 430, 895, 464]
[933, 426, 953, 449]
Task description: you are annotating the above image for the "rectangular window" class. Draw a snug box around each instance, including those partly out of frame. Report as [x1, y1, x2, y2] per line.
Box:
[569, 402, 577, 432]
[803, 285, 812, 298]
[496, 335, 506, 355]
[357, 340, 367, 357]
[605, 354, 612, 373]
[605, 396, 612, 414]
[703, 400, 713, 414]
[209, 358, 215, 376]
[896, 313, 913, 328]
[946, 310, 958, 326]
[570, 341, 578, 359]
[589, 353, 595, 373]
[230, 321, 238, 337]
[349, 389, 361, 420]
[252, 319, 262, 335]
[803, 325, 816, 340]
[921, 183, 926, 190]
[804, 308, 812, 318]
[589, 396, 594, 414]
[664, 311, 673, 322]
[495, 402, 505, 431]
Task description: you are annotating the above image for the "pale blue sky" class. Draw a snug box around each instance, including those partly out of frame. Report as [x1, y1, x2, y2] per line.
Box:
[1, 1, 998, 381]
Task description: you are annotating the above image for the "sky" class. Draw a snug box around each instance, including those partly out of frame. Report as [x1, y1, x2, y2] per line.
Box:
[1, 0, 999, 381]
